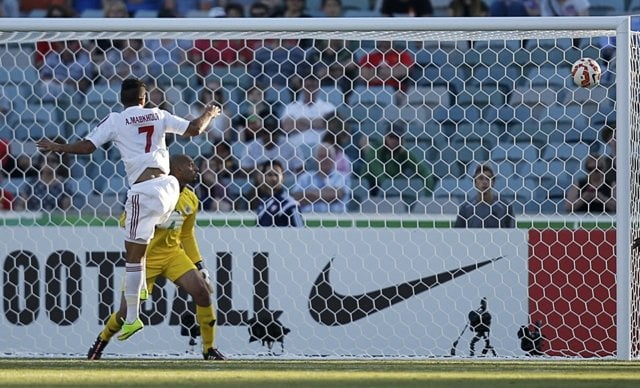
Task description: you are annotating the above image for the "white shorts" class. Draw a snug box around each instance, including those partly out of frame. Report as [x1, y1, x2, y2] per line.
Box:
[124, 175, 180, 244]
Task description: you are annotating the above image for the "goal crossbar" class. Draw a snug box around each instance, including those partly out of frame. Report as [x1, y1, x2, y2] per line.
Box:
[0, 17, 626, 44]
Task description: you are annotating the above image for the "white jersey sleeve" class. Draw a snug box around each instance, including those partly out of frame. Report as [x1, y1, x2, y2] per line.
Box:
[85, 114, 117, 148]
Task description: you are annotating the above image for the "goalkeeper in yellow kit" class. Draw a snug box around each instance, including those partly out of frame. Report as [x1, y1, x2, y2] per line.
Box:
[87, 154, 226, 360]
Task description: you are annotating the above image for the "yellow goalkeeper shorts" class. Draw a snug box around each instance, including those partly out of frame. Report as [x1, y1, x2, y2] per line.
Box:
[146, 250, 198, 293]
[121, 250, 197, 294]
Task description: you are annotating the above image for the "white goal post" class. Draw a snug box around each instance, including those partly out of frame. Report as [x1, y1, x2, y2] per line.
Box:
[0, 16, 636, 359]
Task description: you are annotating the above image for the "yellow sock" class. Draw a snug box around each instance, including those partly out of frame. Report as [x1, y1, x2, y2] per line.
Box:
[196, 304, 216, 352]
[99, 313, 124, 342]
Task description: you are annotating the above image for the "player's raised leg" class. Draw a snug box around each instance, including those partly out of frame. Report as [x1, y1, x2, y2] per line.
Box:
[118, 176, 180, 341]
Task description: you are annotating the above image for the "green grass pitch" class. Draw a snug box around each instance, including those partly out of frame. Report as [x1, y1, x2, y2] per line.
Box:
[2, 359, 640, 387]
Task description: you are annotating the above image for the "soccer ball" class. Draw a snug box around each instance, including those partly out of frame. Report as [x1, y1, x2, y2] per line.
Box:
[570, 58, 602, 88]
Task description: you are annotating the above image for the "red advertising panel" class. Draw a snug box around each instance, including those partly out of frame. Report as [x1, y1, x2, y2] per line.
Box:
[529, 229, 616, 357]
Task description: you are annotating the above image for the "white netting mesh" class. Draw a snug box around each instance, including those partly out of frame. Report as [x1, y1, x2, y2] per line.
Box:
[0, 17, 631, 359]
[630, 29, 640, 358]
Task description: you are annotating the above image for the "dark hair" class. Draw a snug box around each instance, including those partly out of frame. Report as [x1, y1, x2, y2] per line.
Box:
[249, 1, 269, 16]
[169, 154, 192, 173]
[258, 159, 284, 173]
[46, 4, 76, 18]
[263, 115, 279, 132]
[474, 164, 494, 179]
[225, 2, 245, 16]
[322, 0, 342, 8]
[601, 125, 615, 143]
[120, 78, 147, 106]
[158, 7, 177, 17]
[386, 122, 406, 138]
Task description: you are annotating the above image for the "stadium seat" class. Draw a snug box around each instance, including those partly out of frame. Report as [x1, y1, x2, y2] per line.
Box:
[504, 118, 549, 147]
[85, 84, 119, 106]
[185, 10, 210, 17]
[343, 9, 382, 17]
[405, 85, 451, 123]
[432, 137, 465, 179]
[2, 177, 25, 197]
[563, 85, 615, 130]
[80, 8, 104, 17]
[167, 65, 197, 90]
[508, 142, 539, 162]
[561, 104, 601, 144]
[399, 105, 425, 124]
[169, 138, 204, 159]
[319, 86, 346, 107]
[493, 143, 539, 181]
[538, 103, 574, 143]
[541, 141, 591, 163]
[341, 0, 370, 10]
[305, 0, 322, 12]
[134, 9, 158, 17]
[101, 175, 128, 196]
[430, 0, 451, 16]
[433, 175, 472, 204]
[7, 139, 36, 158]
[405, 119, 443, 142]
[349, 177, 371, 211]
[28, 9, 48, 17]
[2, 84, 24, 123]
[359, 194, 409, 214]
[74, 176, 95, 195]
[589, 0, 624, 15]
[1, 45, 35, 80]
[505, 85, 559, 139]
[0, 67, 37, 86]
[483, 159, 515, 182]
[510, 85, 559, 112]
[531, 163, 573, 213]
[531, 158, 577, 207]
[263, 86, 293, 106]
[409, 196, 459, 214]
[524, 65, 569, 90]
[12, 102, 61, 140]
[347, 85, 396, 137]
[377, 176, 430, 201]
[412, 62, 467, 90]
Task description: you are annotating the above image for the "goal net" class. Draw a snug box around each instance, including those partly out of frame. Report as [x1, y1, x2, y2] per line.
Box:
[0, 16, 634, 359]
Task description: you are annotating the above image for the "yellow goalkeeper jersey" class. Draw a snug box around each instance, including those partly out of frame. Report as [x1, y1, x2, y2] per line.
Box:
[120, 187, 202, 264]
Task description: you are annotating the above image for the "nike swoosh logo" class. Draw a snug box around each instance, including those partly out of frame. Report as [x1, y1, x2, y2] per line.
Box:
[308, 256, 503, 326]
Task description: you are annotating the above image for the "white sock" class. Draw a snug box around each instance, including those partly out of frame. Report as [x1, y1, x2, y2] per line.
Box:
[124, 263, 144, 323]
[140, 257, 148, 293]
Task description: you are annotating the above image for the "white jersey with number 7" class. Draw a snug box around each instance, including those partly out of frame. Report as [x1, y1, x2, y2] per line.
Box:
[85, 106, 190, 186]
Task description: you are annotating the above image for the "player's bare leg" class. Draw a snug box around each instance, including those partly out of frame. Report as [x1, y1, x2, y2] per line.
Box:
[176, 269, 226, 360]
[118, 241, 147, 340]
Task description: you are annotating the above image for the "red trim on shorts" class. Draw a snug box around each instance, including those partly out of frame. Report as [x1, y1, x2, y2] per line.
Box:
[129, 194, 140, 240]
[126, 263, 143, 272]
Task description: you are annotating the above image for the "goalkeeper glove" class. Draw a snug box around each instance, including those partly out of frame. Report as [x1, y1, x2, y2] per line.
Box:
[195, 261, 213, 294]
[156, 211, 183, 230]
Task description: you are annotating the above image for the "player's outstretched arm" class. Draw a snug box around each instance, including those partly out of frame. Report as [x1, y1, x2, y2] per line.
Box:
[184, 102, 221, 137]
[36, 139, 97, 155]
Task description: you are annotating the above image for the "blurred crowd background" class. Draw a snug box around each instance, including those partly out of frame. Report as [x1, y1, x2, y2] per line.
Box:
[0, 0, 625, 218]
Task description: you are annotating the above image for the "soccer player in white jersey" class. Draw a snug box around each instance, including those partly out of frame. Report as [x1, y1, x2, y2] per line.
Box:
[36, 78, 220, 340]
